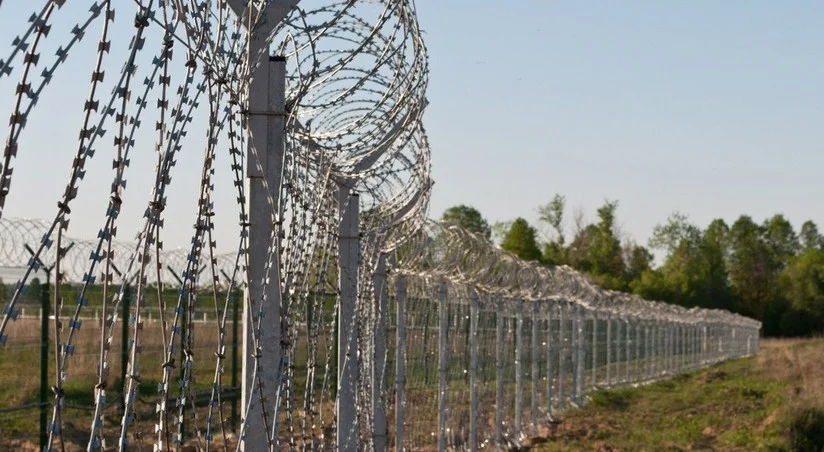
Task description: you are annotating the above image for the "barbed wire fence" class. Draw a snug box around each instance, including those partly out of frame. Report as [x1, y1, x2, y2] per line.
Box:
[0, 1, 760, 451]
[385, 222, 760, 449]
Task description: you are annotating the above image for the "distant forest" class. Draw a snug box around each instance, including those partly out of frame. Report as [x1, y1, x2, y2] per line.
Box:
[442, 196, 824, 337]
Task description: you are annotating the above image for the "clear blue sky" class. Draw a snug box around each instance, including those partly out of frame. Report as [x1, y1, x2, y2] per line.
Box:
[0, 1, 822, 255]
[416, 1, 824, 248]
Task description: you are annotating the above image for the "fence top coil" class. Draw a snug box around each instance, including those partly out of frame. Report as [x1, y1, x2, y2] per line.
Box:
[394, 220, 762, 330]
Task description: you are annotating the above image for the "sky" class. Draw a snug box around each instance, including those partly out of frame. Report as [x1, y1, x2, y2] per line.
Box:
[0, 1, 822, 259]
[415, 1, 824, 249]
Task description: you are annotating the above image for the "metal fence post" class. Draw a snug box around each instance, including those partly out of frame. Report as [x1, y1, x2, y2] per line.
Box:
[592, 312, 598, 389]
[40, 272, 51, 451]
[546, 302, 554, 418]
[395, 275, 407, 452]
[469, 290, 480, 452]
[650, 323, 657, 378]
[337, 188, 360, 452]
[634, 318, 641, 383]
[231, 286, 240, 432]
[625, 318, 630, 384]
[120, 285, 131, 414]
[605, 313, 612, 388]
[531, 303, 539, 434]
[575, 305, 584, 403]
[495, 298, 504, 445]
[239, 52, 288, 451]
[438, 280, 448, 452]
[616, 317, 623, 386]
[515, 299, 523, 434]
[372, 254, 388, 452]
[558, 303, 566, 410]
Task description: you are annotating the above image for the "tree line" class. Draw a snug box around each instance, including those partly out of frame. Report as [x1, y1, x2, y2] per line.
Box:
[442, 198, 824, 337]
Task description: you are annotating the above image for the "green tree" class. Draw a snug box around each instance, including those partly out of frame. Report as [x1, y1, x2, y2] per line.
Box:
[649, 212, 701, 256]
[567, 224, 599, 272]
[763, 214, 800, 270]
[800, 220, 823, 251]
[501, 218, 542, 262]
[624, 242, 653, 284]
[28, 277, 42, 302]
[700, 219, 735, 311]
[591, 200, 626, 288]
[539, 194, 567, 265]
[638, 215, 734, 310]
[441, 205, 492, 241]
[727, 216, 774, 320]
[777, 248, 824, 335]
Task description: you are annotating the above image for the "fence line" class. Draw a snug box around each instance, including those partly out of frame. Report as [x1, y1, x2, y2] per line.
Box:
[363, 222, 761, 450]
[0, 0, 761, 449]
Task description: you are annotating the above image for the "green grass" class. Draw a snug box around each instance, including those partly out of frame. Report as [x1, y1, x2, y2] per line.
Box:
[535, 339, 824, 451]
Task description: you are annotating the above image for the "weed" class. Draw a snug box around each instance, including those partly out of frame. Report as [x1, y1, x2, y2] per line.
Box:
[787, 405, 824, 452]
[589, 388, 634, 411]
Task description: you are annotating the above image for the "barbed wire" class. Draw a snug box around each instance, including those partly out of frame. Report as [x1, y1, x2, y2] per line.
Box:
[1, 0, 431, 450]
[0, 0, 760, 450]
[394, 221, 761, 330]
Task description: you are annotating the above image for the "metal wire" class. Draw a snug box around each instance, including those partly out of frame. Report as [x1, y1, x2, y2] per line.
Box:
[0, 1, 760, 451]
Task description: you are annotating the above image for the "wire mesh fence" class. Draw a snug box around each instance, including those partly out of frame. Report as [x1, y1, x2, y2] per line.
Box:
[384, 273, 760, 450]
[0, 0, 762, 450]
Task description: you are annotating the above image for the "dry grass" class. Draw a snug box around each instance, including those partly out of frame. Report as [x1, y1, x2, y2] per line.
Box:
[758, 338, 824, 407]
[0, 314, 345, 451]
[533, 338, 824, 451]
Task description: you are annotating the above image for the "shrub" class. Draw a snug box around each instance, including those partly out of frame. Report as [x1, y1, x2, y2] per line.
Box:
[590, 389, 634, 411]
[787, 405, 824, 452]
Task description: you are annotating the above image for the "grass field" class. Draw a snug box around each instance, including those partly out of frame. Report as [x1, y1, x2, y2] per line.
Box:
[532, 338, 824, 451]
[2, 308, 820, 452]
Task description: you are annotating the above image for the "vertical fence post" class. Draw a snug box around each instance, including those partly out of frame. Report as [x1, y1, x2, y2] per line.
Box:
[557, 303, 566, 410]
[372, 254, 388, 452]
[662, 322, 668, 375]
[681, 324, 686, 372]
[605, 312, 611, 388]
[495, 298, 504, 445]
[531, 303, 539, 434]
[615, 317, 622, 386]
[569, 304, 577, 403]
[239, 49, 288, 451]
[591, 312, 597, 389]
[650, 323, 657, 378]
[121, 284, 131, 414]
[664, 322, 669, 374]
[546, 302, 554, 418]
[701, 324, 707, 367]
[40, 272, 51, 451]
[469, 290, 479, 452]
[515, 299, 523, 434]
[438, 280, 448, 452]
[231, 286, 240, 432]
[395, 275, 406, 452]
[575, 305, 584, 403]
[634, 318, 641, 383]
[671, 322, 676, 374]
[337, 188, 360, 452]
[689, 324, 694, 369]
[625, 318, 630, 384]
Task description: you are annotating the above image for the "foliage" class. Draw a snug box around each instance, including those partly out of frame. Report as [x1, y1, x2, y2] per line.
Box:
[500, 218, 542, 262]
[538, 194, 566, 245]
[28, 277, 42, 302]
[787, 405, 824, 452]
[453, 195, 824, 336]
[441, 205, 492, 241]
[539, 194, 568, 265]
[800, 220, 823, 252]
